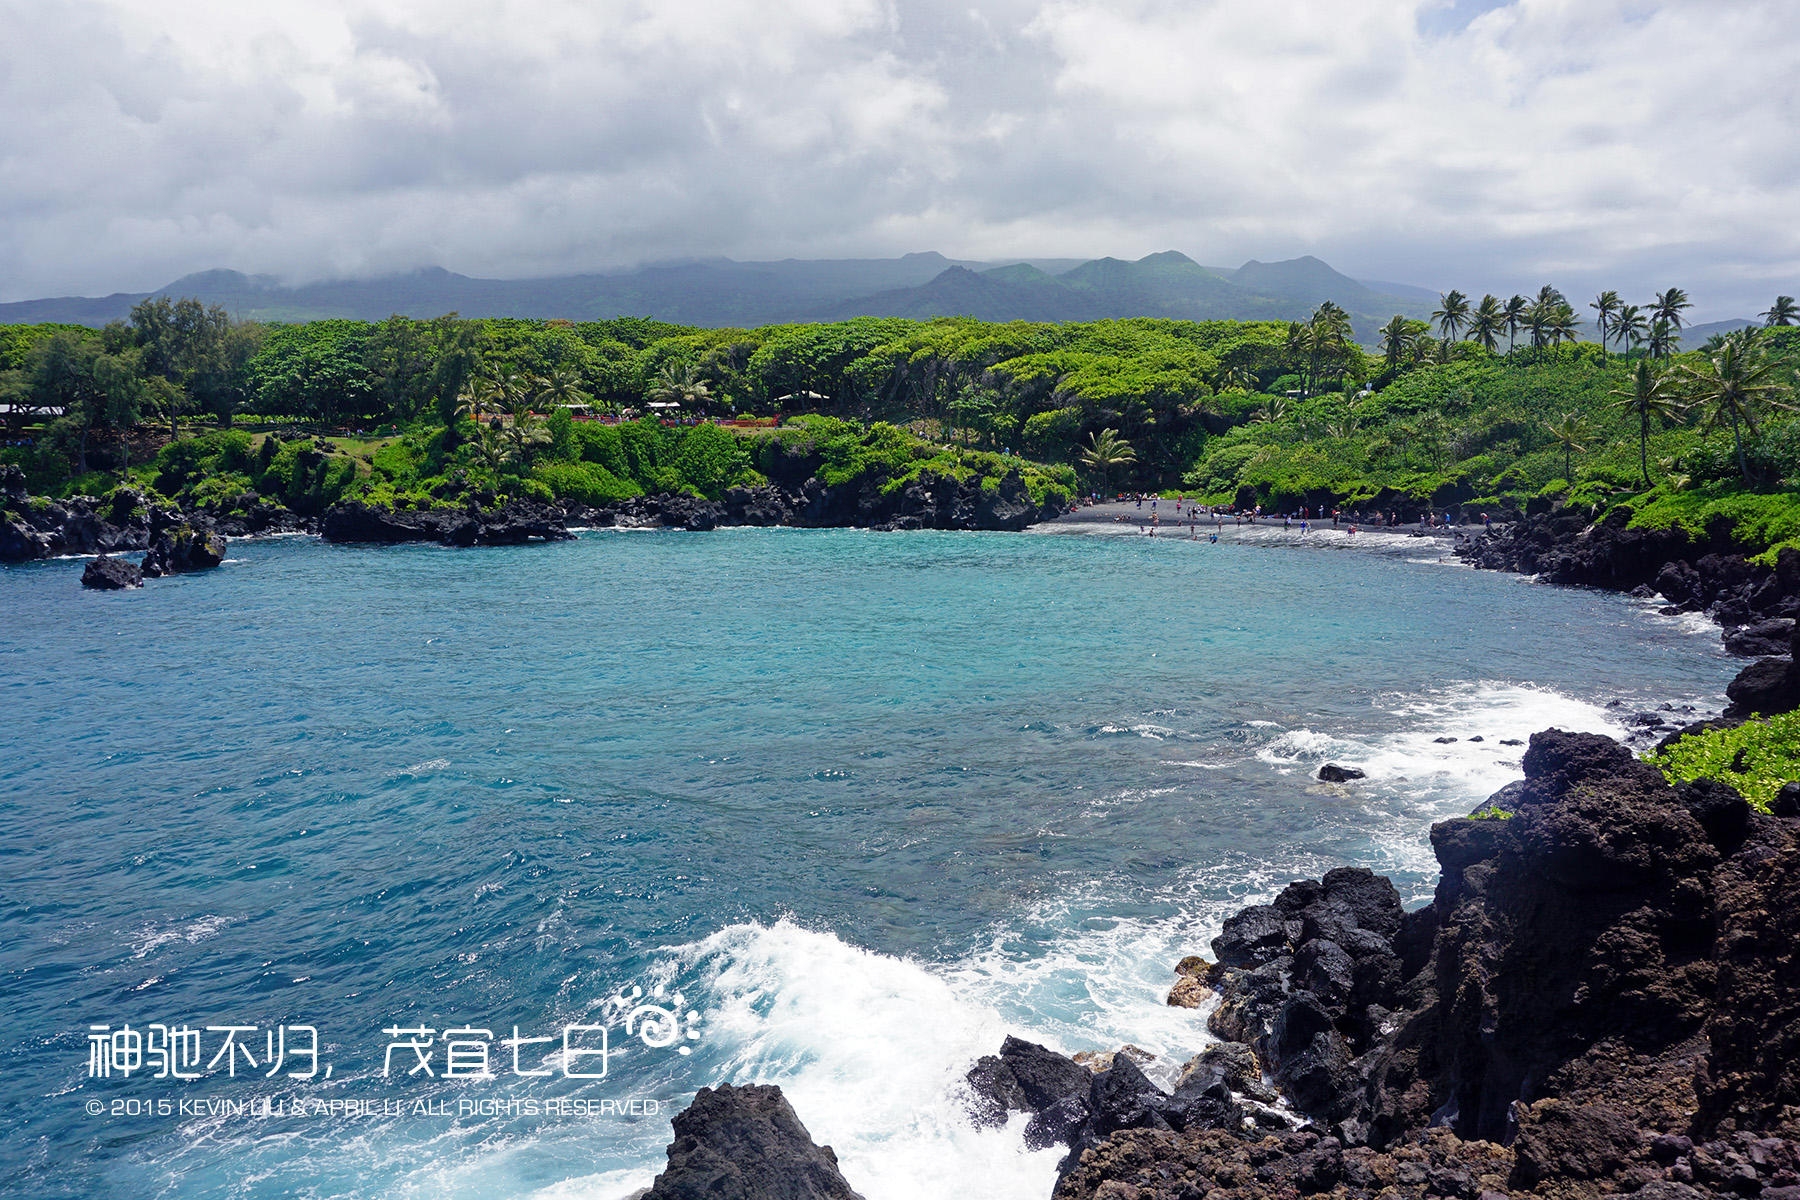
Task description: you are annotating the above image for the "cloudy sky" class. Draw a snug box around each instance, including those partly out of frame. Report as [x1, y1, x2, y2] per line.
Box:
[2, 0, 1796, 318]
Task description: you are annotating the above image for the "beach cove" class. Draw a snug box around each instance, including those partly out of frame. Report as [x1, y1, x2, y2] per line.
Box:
[0, 524, 1742, 1199]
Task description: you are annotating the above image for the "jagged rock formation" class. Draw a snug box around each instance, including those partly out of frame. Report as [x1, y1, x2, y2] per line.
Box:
[320, 498, 575, 546]
[6, 458, 1067, 566]
[562, 466, 1064, 534]
[1, 479, 270, 566]
[643, 1083, 864, 1200]
[80, 554, 142, 589]
[141, 524, 227, 576]
[1458, 507, 1800, 718]
[1033, 729, 1800, 1199]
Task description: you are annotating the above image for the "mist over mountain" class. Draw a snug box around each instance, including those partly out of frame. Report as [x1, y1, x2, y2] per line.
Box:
[0, 251, 1444, 332]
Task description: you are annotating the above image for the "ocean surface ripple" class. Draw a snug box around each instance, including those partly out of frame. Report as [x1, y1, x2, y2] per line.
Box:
[0, 526, 1734, 1199]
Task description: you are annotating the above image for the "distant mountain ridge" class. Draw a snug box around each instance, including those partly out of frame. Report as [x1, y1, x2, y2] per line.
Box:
[807, 252, 1437, 338]
[1, 251, 1446, 331]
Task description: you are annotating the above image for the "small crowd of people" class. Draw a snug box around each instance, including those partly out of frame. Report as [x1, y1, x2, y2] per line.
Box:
[1093, 493, 1492, 541]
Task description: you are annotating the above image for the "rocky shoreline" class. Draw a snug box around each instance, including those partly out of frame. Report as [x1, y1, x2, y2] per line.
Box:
[639, 729, 1800, 1200]
[1454, 505, 1800, 722]
[627, 501, 1800, 1200]
[0, 461, 1070, 582]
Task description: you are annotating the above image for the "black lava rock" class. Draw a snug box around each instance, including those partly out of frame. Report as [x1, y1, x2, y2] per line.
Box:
[645, 1083, 864, 1200]
[81, 554, 142, 590]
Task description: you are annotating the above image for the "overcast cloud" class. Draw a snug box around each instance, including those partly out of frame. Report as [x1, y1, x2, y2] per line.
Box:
[2, 0, 1796, 317]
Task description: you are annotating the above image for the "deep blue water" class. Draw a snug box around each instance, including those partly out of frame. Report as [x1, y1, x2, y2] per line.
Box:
[0, 525, 1736, 1199]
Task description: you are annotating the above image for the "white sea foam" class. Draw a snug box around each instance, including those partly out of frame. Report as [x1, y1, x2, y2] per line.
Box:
[1258, 681, 1627, 793]
[130, 913, 233, 959]
[604, 920, 1067, 1200]
[503, 898, 1257, 1200]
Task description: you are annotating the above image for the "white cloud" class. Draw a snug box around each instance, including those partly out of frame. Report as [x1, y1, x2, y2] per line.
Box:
[0, 0, 1796, 317]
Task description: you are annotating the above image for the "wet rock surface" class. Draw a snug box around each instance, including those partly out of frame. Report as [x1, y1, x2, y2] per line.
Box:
[141, 525, 227, 576]
[1042, 728, 1800, 1200]
[2, 484, 266, 569]
[643, 1083, 864, 1200]
[320, 498, 576, 546]
[80, 554, 141, 589]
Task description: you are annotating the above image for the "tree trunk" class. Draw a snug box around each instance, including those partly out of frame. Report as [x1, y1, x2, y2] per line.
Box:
[76, 425, 89, 477]
[1640, 415, 1651, 488]
[1732, 412, 1749, 482]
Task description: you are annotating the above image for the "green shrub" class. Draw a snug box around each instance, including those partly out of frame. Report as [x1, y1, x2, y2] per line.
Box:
[1622, 484, 1800, 565]
[371, 438, 424, 483]
[532, 460, 643, 505]
[185, 472, 255, 511]
[574, 422, 631, 478]
[543, 407, 577, 462]
[1647, 712, 1800, 813]
[512, 478, 555, 504]
[669, 422, 752, 498]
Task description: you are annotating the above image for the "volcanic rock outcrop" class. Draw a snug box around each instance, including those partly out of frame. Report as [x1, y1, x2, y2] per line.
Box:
[969, 728, 1800, 1200]
[642, 1083, 864, 1200]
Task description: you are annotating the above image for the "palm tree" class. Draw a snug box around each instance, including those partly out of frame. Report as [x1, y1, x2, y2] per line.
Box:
[1609, 360, 1684, 487]
[1546, 303, 1581, 347]
[1612, 305, 1646, 356]
[502, 400, 551, 467]
[536, 366, 590, 411]
[1589, 291, 1621, 352]
[1433, 290, 1470, 342]
[1219, 363, 1258, 392]
[473, 423, 511, 474]
[1762, 296, 1799, 327]
[1379, 315, 1412, 368]
[451, 380, 493, 425]
[1408, 331, 1446, 365]
[1544, 411, 1591, 483]
[1309, 302, 1352, 393]
[1524, 298, 1551, 349]
[1250, 398, 1289, 424]
[1651, 287, 1692, 333]
[1080, 428, 1136, 492]
[1675, 328, 1792, 482]
[650, 362, 711, 412]
[1468, 295, 1504, 353]
[1646, 317, 1679, 360]
[1503, 295, 1529, 353]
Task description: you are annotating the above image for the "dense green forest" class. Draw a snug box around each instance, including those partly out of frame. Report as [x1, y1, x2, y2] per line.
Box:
[3, 287, 1798, 557]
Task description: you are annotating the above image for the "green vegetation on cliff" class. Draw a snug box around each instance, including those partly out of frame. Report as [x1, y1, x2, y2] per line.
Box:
[1648, 712, 1800, 813]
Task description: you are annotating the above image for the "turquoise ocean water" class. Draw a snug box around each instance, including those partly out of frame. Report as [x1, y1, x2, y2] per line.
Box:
[0, 524, 1737, 1198]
